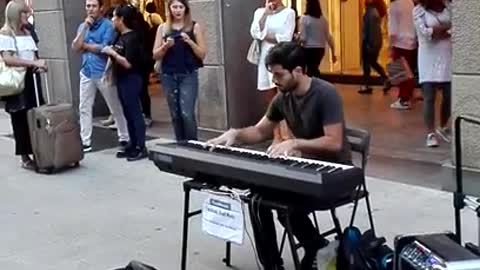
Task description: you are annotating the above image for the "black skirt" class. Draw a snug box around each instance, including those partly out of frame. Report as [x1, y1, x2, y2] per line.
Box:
[5, 68, 44, 156]
[10, 109, 33, 155]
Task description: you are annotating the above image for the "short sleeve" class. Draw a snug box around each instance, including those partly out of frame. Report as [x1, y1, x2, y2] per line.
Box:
[124, 35, 143, 65]
[0, 34, 15, 52]
[320, 85, 344, 125]
[299, 16, 307, 42]
[265, 94, 284, 122]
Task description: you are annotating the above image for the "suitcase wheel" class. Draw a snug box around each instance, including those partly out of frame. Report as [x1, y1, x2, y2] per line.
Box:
[72, 162, 80, 168]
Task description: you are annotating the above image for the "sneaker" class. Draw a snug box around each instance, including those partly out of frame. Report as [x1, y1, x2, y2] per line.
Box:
[83, 144, 92, 153]
[358, 86, 373, 94]
[390, 99, 411, 110]
[144, 117, 153, 127]
[436, 127, 451, 143]
[116, 141, 130, 158]
[426, 133, 439, 147]
[107, 123, 117, 130]
[100, 115, 114, 126]
[127, 147, 148, 162]
[116, 149, 131, 158]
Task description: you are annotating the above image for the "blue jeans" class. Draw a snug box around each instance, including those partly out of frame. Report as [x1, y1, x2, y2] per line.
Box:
[160, 71, 199, 141]
[116, 73, 146, 149]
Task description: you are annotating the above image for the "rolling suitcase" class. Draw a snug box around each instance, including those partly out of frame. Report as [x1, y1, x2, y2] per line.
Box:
[28, 72, 83, 174]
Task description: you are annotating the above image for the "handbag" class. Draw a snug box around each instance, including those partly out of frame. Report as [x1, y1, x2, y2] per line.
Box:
[386, 57, 413, 86]
[246, 39, 261, 65]
[0, 33, 27, 97]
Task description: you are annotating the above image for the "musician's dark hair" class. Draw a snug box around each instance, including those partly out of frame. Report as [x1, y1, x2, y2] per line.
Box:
[265, 42, 306, 73]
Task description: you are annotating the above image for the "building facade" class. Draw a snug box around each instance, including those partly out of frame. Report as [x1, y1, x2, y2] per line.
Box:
[2, 0, 480, 168]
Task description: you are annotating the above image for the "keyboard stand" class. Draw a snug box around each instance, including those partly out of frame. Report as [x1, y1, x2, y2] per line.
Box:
[180, 178, 302, 270]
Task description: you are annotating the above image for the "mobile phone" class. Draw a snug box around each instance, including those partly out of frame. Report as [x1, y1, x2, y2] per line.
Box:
[172, 32, 182, 40]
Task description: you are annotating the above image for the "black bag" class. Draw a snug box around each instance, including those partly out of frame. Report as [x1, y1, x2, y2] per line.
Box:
[112, 260, 157, 270]
[337, 227, 393, 270]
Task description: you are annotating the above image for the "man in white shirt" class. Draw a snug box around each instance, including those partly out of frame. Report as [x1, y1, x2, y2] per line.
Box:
[388, 0, 417, 110]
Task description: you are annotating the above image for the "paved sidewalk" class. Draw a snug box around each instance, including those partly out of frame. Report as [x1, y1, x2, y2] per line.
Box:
[0, 133, 477, 270]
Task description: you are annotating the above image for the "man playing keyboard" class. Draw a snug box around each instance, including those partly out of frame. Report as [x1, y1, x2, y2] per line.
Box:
[207, 42, 351, 270]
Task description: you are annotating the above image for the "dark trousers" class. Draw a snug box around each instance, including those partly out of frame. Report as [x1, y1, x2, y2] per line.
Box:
[362, 46, 388, 87]
[117, 74, 146, 149]
[160, 70, 199, 141]
[10, 109, 33, 156]
[141, 70, 152, 119]
[249, 196, 324, 270]
[392, 47, 417, 102]
[303, 47, 325, 78]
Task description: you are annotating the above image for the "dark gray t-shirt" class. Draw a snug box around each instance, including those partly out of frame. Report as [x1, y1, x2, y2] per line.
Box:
[266, 78, 351, 164]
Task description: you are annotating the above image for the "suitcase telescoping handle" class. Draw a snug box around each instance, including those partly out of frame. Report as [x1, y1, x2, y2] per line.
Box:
[454, 114, 480, 244]
[33, 70, 50, 106]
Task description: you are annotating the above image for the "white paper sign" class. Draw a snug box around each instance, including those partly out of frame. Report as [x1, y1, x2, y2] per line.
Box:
[201, 194, 244, 245]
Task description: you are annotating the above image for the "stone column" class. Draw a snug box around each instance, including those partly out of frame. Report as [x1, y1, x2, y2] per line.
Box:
[33, 0, 84, 106]
[190, 0, 264, 130]
[452, 0, 480, 169]
[0, 1, 6, 26]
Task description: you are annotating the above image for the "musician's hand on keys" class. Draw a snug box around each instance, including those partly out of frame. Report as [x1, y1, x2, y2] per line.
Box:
[206, 129, 238, 150]
[267, 139, 300, 157]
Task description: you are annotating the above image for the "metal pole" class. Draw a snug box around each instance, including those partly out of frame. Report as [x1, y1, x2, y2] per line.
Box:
[454, 115, 480, 243]
[454, 116, 463, 243]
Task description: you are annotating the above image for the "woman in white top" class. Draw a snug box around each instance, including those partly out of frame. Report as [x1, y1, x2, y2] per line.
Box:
[413, 0, 452, 147]
[250, 0, 295, 96]
[0, 0, 48, 169]
[250, 0, 295, 142]
[298, 0, 336, 78]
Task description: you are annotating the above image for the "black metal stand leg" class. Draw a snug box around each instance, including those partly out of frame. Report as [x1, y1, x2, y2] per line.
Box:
[181, 187, 191, 270]
[223, 241, 231, 266]
[285, 212, 301, 270]
[349, 187, 361, 227]
[331, 209, 342, 236]
[279, 230, 287, 255]
[364, 192, 376, 236]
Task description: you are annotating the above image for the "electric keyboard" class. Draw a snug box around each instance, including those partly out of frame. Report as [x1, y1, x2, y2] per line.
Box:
[149, 140, 364, 200]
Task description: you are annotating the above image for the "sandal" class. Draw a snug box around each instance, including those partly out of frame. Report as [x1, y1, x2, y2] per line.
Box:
[21, 160, 36, 171]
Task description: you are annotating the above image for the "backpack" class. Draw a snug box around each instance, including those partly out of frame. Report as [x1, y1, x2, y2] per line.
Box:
[336, 227, 393, 270]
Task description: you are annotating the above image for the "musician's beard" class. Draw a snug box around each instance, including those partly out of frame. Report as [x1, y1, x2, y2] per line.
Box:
[277, 78, 298, 94]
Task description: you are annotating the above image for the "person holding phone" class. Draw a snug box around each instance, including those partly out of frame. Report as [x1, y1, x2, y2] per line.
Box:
[152, 0, 206, 141]
[101, 4, 148, 161]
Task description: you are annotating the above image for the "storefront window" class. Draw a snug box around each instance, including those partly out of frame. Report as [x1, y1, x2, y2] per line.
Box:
[103, 0, 166, 20]
[286, 0, 390, 75]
